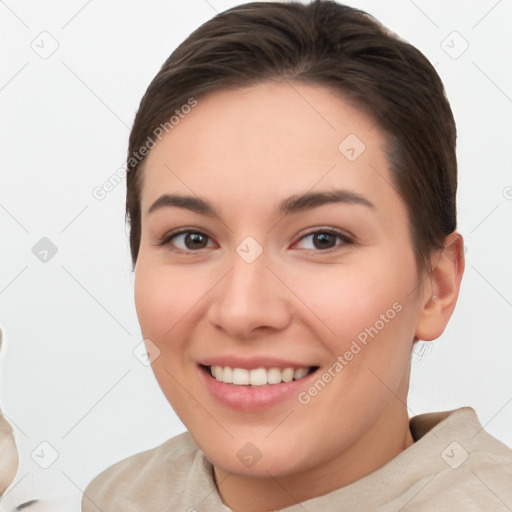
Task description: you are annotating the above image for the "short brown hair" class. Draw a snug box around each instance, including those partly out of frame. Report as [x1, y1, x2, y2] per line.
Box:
[126, 0, 457, 275]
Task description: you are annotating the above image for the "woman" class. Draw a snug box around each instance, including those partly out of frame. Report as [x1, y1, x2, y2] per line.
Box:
[81, 1, 512, 510]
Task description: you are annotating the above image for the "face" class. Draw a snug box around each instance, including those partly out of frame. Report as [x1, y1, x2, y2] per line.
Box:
[134, 81, 427, 481]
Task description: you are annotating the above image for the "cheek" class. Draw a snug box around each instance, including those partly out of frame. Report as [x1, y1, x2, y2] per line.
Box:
[134, 267, 164, 338]
[296, 254, 419, 377]
[302, 264, 407, 336]
[134, 261, 203, 340]
[292, 263, 418, 436]
[134, 262, 201, 412]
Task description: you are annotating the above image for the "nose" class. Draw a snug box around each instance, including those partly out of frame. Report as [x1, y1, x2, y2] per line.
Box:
[206, 246, 292, 339]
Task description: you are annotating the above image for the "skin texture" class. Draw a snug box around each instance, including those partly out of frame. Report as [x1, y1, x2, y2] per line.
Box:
[134, 81, 464, 512]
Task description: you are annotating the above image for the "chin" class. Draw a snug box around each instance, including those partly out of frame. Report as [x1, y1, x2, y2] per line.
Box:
[194, 431, 316, 479]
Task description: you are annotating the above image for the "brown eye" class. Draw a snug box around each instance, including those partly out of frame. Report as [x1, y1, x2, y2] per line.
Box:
[311, 232, 337, 249]
[182, 232, 209, 249]
[295, 229, 353, 251]
[162, 230, 214, 252]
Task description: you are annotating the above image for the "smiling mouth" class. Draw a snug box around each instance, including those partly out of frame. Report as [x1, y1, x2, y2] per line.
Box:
[202, 365, 319, 386]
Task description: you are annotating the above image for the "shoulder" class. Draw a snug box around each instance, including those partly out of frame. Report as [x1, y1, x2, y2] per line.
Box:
[81, 431, 200, 512]
[406, 407, 512, 510]
[411, 406, 512, 463]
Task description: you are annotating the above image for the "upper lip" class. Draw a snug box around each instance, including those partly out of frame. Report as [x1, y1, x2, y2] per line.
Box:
[199, 356, 317, 370]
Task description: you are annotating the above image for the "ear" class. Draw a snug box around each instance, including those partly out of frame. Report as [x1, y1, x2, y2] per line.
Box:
[415, 231, 465, 341]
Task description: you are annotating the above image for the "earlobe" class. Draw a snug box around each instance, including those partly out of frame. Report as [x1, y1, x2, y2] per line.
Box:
[415, 232, 465, 341]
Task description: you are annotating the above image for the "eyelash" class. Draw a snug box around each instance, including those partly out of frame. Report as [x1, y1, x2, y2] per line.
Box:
[157, 228, 354, 254]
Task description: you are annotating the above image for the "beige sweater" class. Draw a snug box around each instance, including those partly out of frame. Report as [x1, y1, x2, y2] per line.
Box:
[81, 407, 512, 511]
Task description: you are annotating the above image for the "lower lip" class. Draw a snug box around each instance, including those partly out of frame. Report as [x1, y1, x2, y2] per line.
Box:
[199, 366, 318, 412]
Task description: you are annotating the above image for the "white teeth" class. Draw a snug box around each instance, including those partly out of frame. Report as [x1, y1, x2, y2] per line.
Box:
[267, 368, 282, 384]
[223, 366, 233, 384]
[212, 365, 223, 380]
[209, 365, 312, 385]
[232, 368, 250, 385]
[294, 368, 308, 380]
[249, 368, 267, 386]
[281, 368, 294, 383]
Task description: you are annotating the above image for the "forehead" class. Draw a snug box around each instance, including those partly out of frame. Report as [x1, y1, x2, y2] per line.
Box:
[140, 81, 402, 220]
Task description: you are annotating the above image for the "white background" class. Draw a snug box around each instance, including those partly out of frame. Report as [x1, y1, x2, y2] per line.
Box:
[1, 0, 511, 509]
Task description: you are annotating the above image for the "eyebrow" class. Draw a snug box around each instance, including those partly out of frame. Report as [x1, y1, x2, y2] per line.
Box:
[147, 189, 375, 218]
